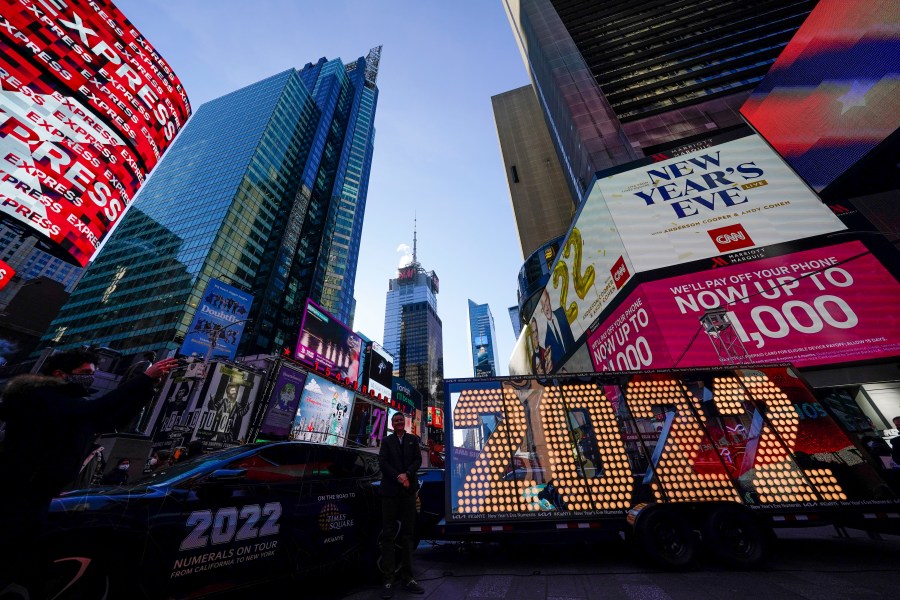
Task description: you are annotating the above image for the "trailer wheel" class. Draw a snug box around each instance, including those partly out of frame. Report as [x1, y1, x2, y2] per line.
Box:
[702, 505, 767, 569]
[634, 506, 696, 569]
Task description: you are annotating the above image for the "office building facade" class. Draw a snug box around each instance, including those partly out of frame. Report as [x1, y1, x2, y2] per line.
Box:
[492, 86, 574, 260]
[382, 234, 439, 370]
[398, 300, 444, 414]
[503, 0, 816, 202]
[39, 49, 381, 357]
[467, 300, 501, 378]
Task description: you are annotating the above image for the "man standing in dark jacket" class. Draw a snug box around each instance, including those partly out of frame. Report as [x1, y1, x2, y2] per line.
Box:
[0, 348, 179, 598]
[377, 412, 424, 598]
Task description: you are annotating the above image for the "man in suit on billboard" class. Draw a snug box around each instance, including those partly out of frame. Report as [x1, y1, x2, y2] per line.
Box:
[378, 412, 424, 598]
[540, 289, 575, 368]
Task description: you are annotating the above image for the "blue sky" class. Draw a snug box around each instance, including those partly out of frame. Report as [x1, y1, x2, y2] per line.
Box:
[114, 0, 531, 378]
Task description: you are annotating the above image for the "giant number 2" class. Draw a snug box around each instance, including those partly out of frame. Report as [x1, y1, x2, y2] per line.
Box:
[453, 388, 529, 514]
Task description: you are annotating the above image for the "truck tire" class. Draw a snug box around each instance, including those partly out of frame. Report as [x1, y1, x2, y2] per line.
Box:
[633, 506, 697, 569]
[701, 505, 768, 569]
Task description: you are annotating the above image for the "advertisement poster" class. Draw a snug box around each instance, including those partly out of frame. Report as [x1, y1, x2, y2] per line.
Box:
[365, 341, 393, 398]
[149, 373, 198, 448]
[295, 300, 362, 386]
[180, 279, 253, 360]
[289, 373, 353, 446]
[0, 0, 189, 265]
[588, 241, 900, 370]
[259, 363, 308, 438]
[445, 367, 891, 523]
[191, 365, 261, 450]
[597, 133, 846, 272]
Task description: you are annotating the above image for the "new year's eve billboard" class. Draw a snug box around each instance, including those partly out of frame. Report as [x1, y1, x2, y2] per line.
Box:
[0, 0, 190, 265]
[597, 132, 846, 272]
[295, 300, 362, 386]
[587, 241, 900, 371]
[740, 0, 899, 192]
[180, 278, 253, 361]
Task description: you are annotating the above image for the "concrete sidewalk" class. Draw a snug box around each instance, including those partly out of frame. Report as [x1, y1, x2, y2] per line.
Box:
[341, 527, 900, 600]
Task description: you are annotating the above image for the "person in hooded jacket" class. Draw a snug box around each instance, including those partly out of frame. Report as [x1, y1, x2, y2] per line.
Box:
[0, 348, 178, 598]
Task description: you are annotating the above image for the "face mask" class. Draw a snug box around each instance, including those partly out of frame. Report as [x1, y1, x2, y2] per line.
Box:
[118, 464, 130, 471]
[67, 373, 95, 391]
[149, 458, 158, 466]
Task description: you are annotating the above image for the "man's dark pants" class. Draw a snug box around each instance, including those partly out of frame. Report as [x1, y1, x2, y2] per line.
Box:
[379, 490, 417, 584]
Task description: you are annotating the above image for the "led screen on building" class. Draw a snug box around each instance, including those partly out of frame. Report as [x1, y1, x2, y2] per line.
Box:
[0, 258, 14, 290]
[365, 341, 393, 399]
[510, 131, 847, 376]
[0, 0, 190, 265]
[740, 0, 899, 192]
[295, 300, 362, 387]
[597, 132, 845, 273]
[288, 373, 353, 446]
[445, 367, 892, 523]
[258, 361, 308, 438]
[586, 241, 900, 371]
[180, 278, 253, 361]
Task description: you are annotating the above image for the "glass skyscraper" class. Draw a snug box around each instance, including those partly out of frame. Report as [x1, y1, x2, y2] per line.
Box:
[399, 301, 444, 414]
[39, 48, 381, 357]
[467, 300, 500, 378]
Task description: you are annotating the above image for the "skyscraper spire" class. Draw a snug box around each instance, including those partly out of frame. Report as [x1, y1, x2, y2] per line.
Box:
[412, 215, 418, 267]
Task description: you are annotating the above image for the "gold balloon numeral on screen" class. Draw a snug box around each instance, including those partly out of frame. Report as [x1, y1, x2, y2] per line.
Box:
[626, 379, 740, 503]
[552, 261, 578, 324]
[540, 384, 633, 509]
[563, 228, 595, 300]
[453, 388, 530, 514]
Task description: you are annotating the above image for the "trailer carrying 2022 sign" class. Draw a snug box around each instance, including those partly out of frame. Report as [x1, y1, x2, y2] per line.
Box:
[441, 365, 899, 567]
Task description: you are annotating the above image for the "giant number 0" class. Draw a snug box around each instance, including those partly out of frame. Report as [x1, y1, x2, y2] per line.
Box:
[540, 383, 632, 510]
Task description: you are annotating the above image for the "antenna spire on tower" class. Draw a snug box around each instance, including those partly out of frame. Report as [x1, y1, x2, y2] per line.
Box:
[412, 215, 418, 266]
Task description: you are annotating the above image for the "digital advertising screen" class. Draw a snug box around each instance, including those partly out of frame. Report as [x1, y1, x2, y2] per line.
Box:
[289, 373, 353, 446]
[259, 362, 308, 438]
[513, 187, 633, 377]
[180, 278, 253, 361]
[445, 367, 892, 523]
[392, 376, 421, 414]
[0, 259, 14, 290]
[596, 132, 846, 273]
[740, 0, 899, 192]
[0, 0, 190, 266]
[295, 300, 362, 386]
[587, 241, 900, 370]
[365, 341, 393, 398]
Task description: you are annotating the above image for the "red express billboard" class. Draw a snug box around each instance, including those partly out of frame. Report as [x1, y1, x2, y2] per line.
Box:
[0, 0, 190, 265]
[740, 0, 899, 192]
[588, 241, 900, 371]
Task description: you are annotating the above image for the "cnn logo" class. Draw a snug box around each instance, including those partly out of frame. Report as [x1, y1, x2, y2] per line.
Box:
[708, 224, 754, 252]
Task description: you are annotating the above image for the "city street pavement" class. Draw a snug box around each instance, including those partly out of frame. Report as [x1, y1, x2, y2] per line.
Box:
[331, 526, 900, 600]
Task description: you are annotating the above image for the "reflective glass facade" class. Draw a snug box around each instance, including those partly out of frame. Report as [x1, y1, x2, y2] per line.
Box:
[467, 300, 500, 378]
[383, 267, 439, 370]
[39, 50, 380, 357]
[399, 301, 444, 410]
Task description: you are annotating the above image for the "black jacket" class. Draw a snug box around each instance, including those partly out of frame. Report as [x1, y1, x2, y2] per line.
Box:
[378, 432, 422, 497]
[0, 373, 158, 499]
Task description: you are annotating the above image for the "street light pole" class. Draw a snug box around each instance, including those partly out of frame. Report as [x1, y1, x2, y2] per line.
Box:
[202, 318, 252, 371]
